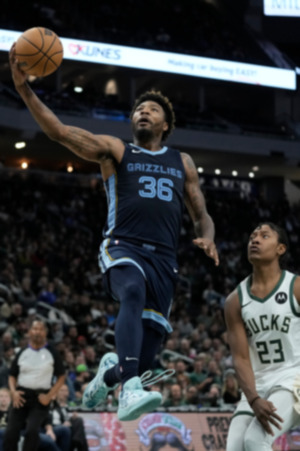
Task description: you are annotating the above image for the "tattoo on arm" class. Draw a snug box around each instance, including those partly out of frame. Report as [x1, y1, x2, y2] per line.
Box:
[62, 127, 109, 161]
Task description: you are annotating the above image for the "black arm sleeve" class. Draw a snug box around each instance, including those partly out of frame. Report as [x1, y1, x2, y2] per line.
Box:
[48, 345, 66, 377]
[9, 348, 24, 378]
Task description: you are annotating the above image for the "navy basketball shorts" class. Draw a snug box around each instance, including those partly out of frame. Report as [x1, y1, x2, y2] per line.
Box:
[99, 237, 179, 334]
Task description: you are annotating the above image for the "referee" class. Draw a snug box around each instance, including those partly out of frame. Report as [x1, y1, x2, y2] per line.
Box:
[3, 319, 66, 451]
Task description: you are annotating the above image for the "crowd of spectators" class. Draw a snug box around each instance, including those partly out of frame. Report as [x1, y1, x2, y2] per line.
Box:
[1, 168, 300, 422]
[1, 1, 296, 147]
[0, 0, 271, 66]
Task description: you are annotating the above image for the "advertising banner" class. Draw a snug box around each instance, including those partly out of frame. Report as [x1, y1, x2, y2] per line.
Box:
[0, 28, 296, 90]
[80, 411, 300, 451]
[264, 0, 300, 17]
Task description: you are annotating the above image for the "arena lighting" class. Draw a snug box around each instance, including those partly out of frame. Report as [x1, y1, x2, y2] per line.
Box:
[14, 141, 26, 149]
[252, 166, 259, 171]
[27, 75, 37, 83]
[0, 28, 296, 90]
[74, 86, 83, 93]
[215, 169, 221, 175]
[21, 161, 28, 170]
[249, 172, 255, 178]
[232, 170, 238, 176]
[66, 164, 74, 173]
[197, 167, 204, 173]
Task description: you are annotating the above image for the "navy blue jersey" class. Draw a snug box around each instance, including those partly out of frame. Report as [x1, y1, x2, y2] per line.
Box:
[103, 143, 185, 256]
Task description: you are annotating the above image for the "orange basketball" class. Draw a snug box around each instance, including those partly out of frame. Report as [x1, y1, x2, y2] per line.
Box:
[15, 27, 64, 77]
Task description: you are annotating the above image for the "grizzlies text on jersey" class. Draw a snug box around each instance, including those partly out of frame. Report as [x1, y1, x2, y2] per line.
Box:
[102, 143, 185, 255]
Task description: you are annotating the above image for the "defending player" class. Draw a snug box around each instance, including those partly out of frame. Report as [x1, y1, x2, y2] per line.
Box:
[9, 44, 219, 422]
[225, 223, 300, 450]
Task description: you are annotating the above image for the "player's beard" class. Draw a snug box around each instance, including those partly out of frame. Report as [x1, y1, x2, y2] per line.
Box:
[132, 124, 154, 142]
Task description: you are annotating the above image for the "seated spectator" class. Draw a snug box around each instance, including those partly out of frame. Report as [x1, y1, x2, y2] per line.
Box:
[42, 421, 71, 451]
[183, 385, 200, 407]
[66, 326, 79, 348]
[0, 388, 11, 449]
[198, 337, 213, 355]
[63, 350, 77, 384]
[0, 331, 14, 355]
[199, 383, 222, 408]
[212, 347, 227, 372]
[204, 359, 222, 392]
[178, 338, 196, 359]
[104, 302, 117, 326]
[195, 358, 222, 395]
[202, 281, 224, 307]
[163, 384, 186, 408]
[17, 276, 37, 309]
[196, 322, 209, 343]
[189, 357, 208, 389]
[6, 317, 29, 349]
[73, 365, 91, 397]
[38, 282, 57, 306]
[83, 346, 97, 373]
[174, 360, 190, 391]
[44, 384, 88, 451]
[196, 304, 213, 329]
[0, 346, 15, 387]
[222, 369, 241, 405]
[6, 303, 25, 327]
[177, 313, 194, 338]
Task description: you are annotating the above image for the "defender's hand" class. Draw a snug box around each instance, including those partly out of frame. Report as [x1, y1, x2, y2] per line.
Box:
[251, 397, 283, 436]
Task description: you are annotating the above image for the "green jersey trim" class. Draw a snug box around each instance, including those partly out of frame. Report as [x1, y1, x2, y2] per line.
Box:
[246, 271, 286, 303]
[289, 275, 300, 317]
[237, 284, 243, 307]
[231, 411, 255, 420]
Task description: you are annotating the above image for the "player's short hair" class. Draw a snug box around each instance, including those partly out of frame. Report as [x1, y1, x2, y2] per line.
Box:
[130, 90, 176, 141]
[256, 222, 289, 267]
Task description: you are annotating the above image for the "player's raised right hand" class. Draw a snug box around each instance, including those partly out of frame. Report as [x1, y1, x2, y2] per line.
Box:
[9, 43, 28, 88]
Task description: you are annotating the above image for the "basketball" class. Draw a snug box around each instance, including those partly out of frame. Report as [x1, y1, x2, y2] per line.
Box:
[15, 27, 64, 77]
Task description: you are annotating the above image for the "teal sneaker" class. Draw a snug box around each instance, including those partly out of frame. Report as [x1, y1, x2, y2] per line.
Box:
[117, 376, 162, 421]
[82, 352, 119, 409]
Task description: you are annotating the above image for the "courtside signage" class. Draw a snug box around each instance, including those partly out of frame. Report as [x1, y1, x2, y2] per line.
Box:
[264, 0, 300, 16]
[0, 28, 296, 90]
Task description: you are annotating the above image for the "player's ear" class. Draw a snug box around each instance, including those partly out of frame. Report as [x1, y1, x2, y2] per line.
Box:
[277, 243, 287, 257]
[163, 121, 169, 132]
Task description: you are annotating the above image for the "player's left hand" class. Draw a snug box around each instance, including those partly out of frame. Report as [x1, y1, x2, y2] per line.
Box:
[38, 393, 52, 406]
[252, 397, 283, 435]
[193, 237, 219, 266]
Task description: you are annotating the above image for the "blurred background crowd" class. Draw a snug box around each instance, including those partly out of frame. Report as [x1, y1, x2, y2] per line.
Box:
[1, 1, 300, 448]
[0, 169, 300, 415]
[0, 0, 263, 64]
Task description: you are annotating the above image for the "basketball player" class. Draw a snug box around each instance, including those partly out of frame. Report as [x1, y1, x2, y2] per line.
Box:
[9, 44, 219, 422]
[224, 223, 300, 450]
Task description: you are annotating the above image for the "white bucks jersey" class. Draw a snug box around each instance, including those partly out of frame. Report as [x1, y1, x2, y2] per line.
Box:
[238, 270, 300, 392]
